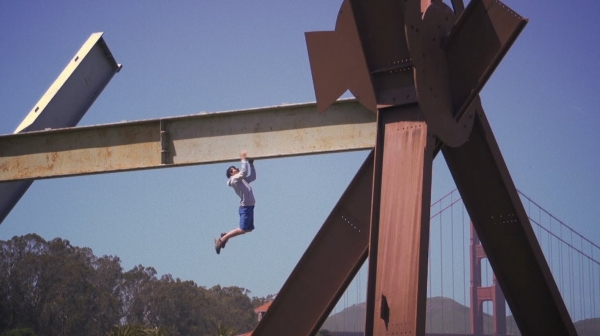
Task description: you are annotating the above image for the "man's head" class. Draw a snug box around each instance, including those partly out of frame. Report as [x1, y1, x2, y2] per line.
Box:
[226, 166, 239, 178]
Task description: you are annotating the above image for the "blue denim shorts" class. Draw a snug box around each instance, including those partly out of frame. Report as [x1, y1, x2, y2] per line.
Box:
[239, 206, 255, 231]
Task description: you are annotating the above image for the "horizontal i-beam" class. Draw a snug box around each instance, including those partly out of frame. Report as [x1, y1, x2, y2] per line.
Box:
[0, 100, 376, 182]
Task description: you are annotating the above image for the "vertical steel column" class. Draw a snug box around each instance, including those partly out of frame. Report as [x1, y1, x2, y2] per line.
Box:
[365, 105, 434, 336]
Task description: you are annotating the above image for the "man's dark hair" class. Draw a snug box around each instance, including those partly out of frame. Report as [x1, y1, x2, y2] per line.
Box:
[226, 166, 237, 178]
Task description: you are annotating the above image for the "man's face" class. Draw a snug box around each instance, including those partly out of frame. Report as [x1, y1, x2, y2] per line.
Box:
[229, 167, 239, 176]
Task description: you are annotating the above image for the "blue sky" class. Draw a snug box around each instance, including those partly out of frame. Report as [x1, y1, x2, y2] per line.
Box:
[1, 0, 599, 306]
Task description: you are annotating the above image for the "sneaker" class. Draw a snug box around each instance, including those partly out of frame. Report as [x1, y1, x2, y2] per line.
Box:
[214, 238, 222, 254]
[220, 233, 227, 249]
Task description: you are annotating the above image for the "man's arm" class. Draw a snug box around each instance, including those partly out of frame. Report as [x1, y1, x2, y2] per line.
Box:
[246, 158, 256, 183]
[231, 150, 250, 183]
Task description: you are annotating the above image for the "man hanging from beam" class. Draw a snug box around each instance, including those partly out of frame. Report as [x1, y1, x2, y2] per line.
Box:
[215, 150, 256, 254]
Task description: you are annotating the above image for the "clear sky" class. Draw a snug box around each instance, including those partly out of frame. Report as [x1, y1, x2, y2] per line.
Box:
[1, 0, 599, 305]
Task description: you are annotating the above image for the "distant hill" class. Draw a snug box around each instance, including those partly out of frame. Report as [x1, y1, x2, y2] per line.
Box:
[321, 297, 520, 334]
[322, 298, 599, 335]
[574, 318, 600, 336]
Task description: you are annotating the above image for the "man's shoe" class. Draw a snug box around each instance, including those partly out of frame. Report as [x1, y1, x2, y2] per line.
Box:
[220, 233, 227, 249]
[214, 238, 222, 255]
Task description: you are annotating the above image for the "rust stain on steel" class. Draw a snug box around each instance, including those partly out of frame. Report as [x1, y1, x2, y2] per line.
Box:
[139, 100, 376, 166]
[305, 0, 376, 113]
[366, 106, 433, 336]
[0, 123, 160, 181]
[442, 106, 577, 335]
[0, 100, 376, 182]
[253, 151, 374, 336]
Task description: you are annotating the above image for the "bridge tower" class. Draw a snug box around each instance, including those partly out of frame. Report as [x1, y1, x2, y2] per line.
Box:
[471, 224, 506, 335]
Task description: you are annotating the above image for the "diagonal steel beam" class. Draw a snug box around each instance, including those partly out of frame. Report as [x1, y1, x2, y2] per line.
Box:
[444, 0, 528, 118]
[442, 104, 577, 335]
[0, 100, 375, 183]
[0, 32, 121, 224]
[252, 151, 374, 336]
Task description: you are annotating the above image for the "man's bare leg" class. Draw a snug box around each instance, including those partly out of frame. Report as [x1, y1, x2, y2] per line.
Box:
[221, 228, 251, 244]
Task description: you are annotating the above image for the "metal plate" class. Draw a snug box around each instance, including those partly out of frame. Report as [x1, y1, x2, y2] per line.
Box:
[305, 0, 376, 113]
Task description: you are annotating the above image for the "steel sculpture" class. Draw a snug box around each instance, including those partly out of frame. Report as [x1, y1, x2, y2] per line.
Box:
[253, 0, 577, 335]
[0, 1, 579, 335]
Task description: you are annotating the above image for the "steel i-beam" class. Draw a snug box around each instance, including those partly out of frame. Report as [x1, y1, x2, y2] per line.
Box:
[365, 105, 434, 335]
[443, 106, 577, 335]
[0, 32, 121, 224]
[0, 100, 376, 183]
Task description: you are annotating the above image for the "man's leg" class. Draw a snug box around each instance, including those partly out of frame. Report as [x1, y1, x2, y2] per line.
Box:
[221, 228, 247, 243]
[215, 206, 254, 254]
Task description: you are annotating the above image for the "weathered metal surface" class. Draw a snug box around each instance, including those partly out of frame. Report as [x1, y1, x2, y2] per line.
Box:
[450, 0, 466, 15]
[445, 0, 528, 117]
[0, 32, 120, 224]
[14, 33, 121, 133]
[307, 0, 526, 148]
[302, 1, 542, 336]
[305, 0, 376, 113]
[0, 100, 376, 182]
[405, 0, 526, 147]
[365, 105, 434, 336]
[348, 0, 415, 108]
[405, 0, 476, 147]
[253, 151, 374, 336]
[442, 105, 577, 335]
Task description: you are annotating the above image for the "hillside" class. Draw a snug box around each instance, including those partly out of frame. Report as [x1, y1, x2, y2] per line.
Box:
[322, 297, 521, 334]
[322, 298, 599, 335]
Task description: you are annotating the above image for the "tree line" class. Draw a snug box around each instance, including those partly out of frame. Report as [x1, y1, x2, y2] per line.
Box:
[0, 234, 272, 336]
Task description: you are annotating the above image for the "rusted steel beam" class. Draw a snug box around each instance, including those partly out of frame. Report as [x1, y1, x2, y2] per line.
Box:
[442, 105, 577, 335]
[450, 0, 465, 16]
[0, 100, 376, 182]
[444, 0, 528, 118]
[252, 151, 374, 336]
[365, 105, 434, 336]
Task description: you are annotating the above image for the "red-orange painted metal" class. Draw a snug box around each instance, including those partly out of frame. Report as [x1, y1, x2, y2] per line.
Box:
[470, 224, 506, 335]
[442, 107, 577, 335]
[305, 0, 376, 113]
[252, 152, 374, 336]
[348, 0, 415, 108]
[445, 0, 528, 118]
[450, 0, 465, 15]
[365, 105, 434, 336]
[300, 0, 572, 335]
